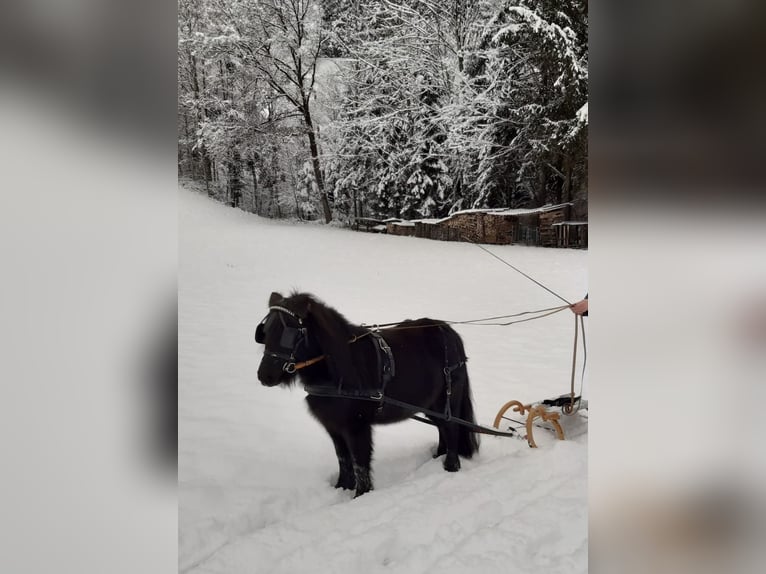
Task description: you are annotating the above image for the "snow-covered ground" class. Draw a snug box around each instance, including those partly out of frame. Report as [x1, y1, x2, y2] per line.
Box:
[179, 187, 588, 574]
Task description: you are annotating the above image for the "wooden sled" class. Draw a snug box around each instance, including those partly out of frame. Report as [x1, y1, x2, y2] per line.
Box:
[493, 395, 587, 448]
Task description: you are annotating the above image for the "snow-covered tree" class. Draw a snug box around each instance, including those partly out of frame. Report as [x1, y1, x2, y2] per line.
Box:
[330, 1, 473, 219]
[244, 0, 333, 222]
[178, 0, 588, 221]
[448, 0, 588, 208]
[178, 0, 334, 220]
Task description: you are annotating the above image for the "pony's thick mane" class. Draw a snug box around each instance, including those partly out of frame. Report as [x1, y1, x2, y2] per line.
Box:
[288, 292, 365, 389]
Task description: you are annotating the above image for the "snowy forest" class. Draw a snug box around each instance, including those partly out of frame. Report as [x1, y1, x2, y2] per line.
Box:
[177, 0, 588, 223]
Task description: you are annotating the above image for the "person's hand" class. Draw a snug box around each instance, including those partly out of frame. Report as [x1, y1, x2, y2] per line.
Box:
[570, 298, 588, 315]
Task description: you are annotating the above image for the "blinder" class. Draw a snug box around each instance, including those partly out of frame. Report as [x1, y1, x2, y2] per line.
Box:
[279, 326, 301, 349]
[255, 322, 266, 344]
[254, 306, 307, 370]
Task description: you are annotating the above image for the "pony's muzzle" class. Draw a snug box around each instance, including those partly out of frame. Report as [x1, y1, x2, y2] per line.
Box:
[257, 357, 284, 387]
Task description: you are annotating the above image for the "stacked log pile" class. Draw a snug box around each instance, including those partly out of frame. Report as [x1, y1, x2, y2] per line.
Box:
[381, 204, 585, 247]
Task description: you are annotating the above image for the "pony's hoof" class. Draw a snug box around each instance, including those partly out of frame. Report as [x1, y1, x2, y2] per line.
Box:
[443, 458, 460, 472]
[335, 478, 356, 490]
[353, 486, 372, 498]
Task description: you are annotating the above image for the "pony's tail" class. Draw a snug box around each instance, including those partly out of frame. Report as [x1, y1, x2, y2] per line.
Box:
[458, 369, 480, 458]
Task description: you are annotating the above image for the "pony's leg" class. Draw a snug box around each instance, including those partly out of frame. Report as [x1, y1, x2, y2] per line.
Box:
[428, 417, 447, 458]
[442, 422, 461, 472]
[329, 431, 355, 490]
[442, 388, 465, 472]
[347, 424, 374, 497]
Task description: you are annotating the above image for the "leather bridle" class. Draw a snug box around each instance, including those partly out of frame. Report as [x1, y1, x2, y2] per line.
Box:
[255, 306, 325, 373]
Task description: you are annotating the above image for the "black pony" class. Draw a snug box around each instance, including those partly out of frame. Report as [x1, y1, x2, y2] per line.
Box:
[256, 291, 480, 497]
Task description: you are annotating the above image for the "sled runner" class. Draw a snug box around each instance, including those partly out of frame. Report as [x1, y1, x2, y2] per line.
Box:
[493, 394, 588, 448]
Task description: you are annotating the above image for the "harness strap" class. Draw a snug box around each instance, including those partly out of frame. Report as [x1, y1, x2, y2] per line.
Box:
[269, 305, 302, 323]
[303, 385, 518, 438]
[368, 331, 395, 409]
[305, 384, 381, 400]
[293, 355, 325, 371]
[439, 325, 467, 421]
[408, 414, 519, 438]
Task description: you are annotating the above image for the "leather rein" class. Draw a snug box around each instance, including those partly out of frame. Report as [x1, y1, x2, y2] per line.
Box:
[257, 306, 374, 374]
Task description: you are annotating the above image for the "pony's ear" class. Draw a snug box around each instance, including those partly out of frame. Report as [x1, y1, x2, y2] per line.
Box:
[268, 292, 283, 306]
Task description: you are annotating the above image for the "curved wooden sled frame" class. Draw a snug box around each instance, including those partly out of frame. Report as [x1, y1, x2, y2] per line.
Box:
[492, 400, 565, 448]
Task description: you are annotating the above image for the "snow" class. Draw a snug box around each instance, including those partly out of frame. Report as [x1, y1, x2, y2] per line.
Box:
[180, 187, 588, 573]
[397, 203, 573, 227]
[577, 102, 588, 124]
[488, 203, 573, 217]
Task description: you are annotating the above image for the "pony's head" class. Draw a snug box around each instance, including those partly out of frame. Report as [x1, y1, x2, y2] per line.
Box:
[255, 292, 319, 386]
[255, 291, 362, 389]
